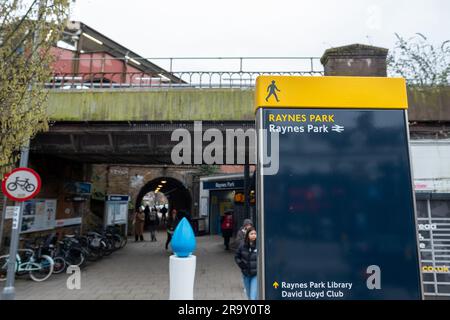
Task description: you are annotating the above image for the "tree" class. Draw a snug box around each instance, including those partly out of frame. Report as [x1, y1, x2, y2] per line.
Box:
[388, 33, 450, 86]
[0, 0, 69, 176]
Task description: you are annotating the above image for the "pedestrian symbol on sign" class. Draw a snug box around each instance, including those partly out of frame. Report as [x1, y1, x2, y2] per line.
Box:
[266, 81, 281, 102]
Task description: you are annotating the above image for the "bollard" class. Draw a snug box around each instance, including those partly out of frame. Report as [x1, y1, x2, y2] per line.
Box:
[169, 217, 196, 300]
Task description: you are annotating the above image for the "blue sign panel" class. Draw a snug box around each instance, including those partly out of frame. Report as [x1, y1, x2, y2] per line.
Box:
[203, 179, 244, 190]
[105, 195, 130, 202]
[63, 181, 92, 195]
[259, 108, 422, 300]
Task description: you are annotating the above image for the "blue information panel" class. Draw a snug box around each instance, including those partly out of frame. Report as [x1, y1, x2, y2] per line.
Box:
[258, 108, 422, 300]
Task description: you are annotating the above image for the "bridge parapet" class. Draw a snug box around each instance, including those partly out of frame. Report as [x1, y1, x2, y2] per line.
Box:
[46, 86, 450, 122]
[47, 88, 255, 121]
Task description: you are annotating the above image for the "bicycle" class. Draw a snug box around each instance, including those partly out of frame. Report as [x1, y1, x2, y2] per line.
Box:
[6, 177, 36, 193]
[0, 242, 54, 282]
[105, 225, 127, 249]
[39, 234, 67, 274]
[86, 231, 113, 257]
[59, 236, 87, 267]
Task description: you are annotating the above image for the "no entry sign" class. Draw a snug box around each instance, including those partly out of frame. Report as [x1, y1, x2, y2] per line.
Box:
[255, 76, 422, 300]
[1, 167, 41, 202]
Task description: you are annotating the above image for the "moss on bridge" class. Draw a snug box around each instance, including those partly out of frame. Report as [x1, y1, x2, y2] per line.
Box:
[46, 86, 450, 122]
[46, 89, 256, 121]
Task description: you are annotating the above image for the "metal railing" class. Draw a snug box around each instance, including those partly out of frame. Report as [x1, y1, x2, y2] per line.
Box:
[47, 57, 323, 89]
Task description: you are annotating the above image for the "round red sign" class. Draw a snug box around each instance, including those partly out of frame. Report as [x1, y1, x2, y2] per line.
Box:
[1, 168, 41, 202]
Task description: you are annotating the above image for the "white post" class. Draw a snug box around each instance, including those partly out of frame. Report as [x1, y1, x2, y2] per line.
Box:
[169, 217, 197, 300]
[169, 255, 196, 300]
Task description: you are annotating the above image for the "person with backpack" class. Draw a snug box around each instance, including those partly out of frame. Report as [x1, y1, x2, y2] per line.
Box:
[221, 210, 234, 250]
[148, 207, 160, 242]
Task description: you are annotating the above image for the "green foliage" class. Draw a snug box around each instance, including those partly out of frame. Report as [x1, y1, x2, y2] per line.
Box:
[0, 0, 69, 176]
[388, 33, 450, 86]
[198, 164, 219, 176]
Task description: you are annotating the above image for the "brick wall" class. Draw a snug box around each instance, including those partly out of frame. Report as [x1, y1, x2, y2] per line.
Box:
[321, 44, 388, 77]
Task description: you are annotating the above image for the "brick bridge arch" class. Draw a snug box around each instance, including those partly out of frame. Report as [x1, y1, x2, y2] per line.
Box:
[135, 176, 192, 213]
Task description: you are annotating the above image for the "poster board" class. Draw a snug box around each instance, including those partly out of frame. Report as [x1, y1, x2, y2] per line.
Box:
[106, 203, 128, 225]
[104, 195, 129, 226]
[21, 199, 57, 233]
[200, 196, 208, 217]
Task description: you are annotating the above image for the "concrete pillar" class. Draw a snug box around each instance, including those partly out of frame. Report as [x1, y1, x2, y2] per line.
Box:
[321, 44, 388, 77]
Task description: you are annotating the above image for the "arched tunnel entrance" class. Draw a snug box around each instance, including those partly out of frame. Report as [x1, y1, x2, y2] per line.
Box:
[135, 177, 192, 214]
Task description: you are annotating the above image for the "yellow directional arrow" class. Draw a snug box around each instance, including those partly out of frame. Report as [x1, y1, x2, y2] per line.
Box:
[273, 281, 279, 289]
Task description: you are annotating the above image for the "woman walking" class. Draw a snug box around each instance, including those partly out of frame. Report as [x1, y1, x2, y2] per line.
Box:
[133, 207, 145, 242]
[235, 227, 258, 300]
[165, 209, 179, 250]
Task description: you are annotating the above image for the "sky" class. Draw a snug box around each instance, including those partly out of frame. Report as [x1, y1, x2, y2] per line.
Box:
[72, 0, 450, 71]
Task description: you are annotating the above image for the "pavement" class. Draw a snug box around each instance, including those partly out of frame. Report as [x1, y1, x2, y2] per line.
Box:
[0, 231, 247, 300]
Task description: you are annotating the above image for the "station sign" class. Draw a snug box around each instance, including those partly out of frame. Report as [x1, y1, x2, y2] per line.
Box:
[255, 76, 422, 300]
[105, 195, 130, 202]
[202, 179, 244, 190]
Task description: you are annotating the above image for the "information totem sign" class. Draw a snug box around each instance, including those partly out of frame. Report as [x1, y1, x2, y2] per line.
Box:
[255, 76, 422, 300]
[104, 194, 130, 237]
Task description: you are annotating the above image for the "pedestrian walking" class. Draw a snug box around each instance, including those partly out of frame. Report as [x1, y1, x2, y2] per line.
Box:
[165, 208, 179, 250]
[133, 207, 145, 242]
[235, 227, 258, 300]
[144, 204, 151, 230]
[160, 204, 168, 226]
[221, 210, 234, 250]
[148, 207, 160, 242]
[233, 218, 253, 250]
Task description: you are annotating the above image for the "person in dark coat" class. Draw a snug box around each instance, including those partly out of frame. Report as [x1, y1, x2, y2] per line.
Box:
[235, 227, 258, 300]
[148, 207, 160, 242]
[160, 205, 168, 226]
[144, 205, 151, 229]
[234, 218, 253, 250]
[165, 209, 179, 250]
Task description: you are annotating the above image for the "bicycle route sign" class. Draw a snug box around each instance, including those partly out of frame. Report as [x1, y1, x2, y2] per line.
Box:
[1, 167, 41, 202]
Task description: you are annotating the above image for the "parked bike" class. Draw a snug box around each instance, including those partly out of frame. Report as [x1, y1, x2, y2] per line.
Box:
[39, 234, 67, 274]
[0, 240, 54, 282]
[0, 224, 128, 282]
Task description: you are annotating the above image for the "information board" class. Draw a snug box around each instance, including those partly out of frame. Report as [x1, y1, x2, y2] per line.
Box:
[256, 76, 422, 300]
[104, 195, 129, 226]
[21, 199, 57, 233]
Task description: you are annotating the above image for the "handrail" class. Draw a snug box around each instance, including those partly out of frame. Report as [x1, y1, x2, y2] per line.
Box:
[49, 57, 324, 89]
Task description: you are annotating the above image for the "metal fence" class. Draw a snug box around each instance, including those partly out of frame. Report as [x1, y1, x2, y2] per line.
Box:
[416, 193, 450, 298]
[47, 57, 323, 89]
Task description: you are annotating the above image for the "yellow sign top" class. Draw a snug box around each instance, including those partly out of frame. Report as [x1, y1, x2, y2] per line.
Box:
[255, 76, 408, 111]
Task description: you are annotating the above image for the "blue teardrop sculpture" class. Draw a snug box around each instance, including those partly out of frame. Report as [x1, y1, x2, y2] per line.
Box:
[171, 217, 196, 257]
